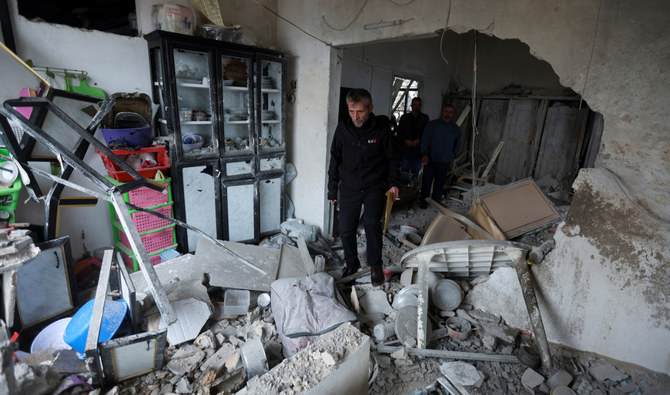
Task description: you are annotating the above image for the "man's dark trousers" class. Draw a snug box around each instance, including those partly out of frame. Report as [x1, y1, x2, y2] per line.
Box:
[421, 161, 451, 202]
[338, 184, 386, 270]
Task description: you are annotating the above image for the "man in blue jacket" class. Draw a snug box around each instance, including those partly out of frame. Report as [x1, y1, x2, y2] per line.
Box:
[419, 104, 462, 209]
[328, 89, 399, 286]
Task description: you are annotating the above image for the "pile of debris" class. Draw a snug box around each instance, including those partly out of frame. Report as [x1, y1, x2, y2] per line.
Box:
[4, 176, 669, 394]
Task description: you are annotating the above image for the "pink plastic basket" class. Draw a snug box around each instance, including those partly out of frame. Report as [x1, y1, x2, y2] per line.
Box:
[120, 250, 162, 271]
[126, 181, 171, 208]
[118, 226, 175, 254]
[116, 242, 173, 272]
[116, 204, 173, 233]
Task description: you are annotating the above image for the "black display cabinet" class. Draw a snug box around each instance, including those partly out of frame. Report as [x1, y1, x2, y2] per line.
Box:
[145, 31, 286, 251]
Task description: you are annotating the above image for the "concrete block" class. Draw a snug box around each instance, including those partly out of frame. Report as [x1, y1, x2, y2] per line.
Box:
[439, 361, 485, 388]
[521, 368, 545, 392]
[166, 348, 205, 376]
[548, 368, 574, 388]
[588, 361, 627, 382]
[237, 323, 369, 395]
[149, 298, 212, 346]
[200, 343, 236, 373]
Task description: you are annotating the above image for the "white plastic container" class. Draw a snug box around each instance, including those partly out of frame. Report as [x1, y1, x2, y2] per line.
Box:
[223, 289, 250, 318]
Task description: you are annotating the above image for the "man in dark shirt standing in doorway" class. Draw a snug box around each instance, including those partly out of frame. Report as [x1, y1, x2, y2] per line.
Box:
[328, 89, 399, 286]
[419, 104, 462, 208]
[396, 97, 429, 188]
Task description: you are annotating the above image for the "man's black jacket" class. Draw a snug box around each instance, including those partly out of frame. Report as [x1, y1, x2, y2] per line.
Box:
[328, 113, 399, 200]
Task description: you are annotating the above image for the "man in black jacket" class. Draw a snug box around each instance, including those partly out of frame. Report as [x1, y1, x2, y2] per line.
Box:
[328, 89, 399, 286]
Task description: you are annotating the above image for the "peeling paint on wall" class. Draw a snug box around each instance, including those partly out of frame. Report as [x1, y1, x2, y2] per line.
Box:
[562, 178, 670, 330]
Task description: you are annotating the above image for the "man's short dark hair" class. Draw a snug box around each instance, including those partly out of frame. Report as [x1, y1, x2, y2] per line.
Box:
[346, 89, 372, 107]
[411, 97, 422, 105]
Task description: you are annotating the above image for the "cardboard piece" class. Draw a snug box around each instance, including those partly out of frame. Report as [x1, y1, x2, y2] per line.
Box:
[422, 199, 494, 245]
[470, 179, 560, 239]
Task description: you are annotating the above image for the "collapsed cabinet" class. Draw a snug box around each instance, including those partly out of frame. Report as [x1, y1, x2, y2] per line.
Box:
[145, 30, 286, 251]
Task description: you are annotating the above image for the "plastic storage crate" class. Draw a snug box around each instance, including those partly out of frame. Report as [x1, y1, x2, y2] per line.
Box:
[106, 176, 172, 208]
[116, 242, 177, 272]
[95, 145, 170, 182]
[109, 202, 174, 233]
[115, 223, 176, 254]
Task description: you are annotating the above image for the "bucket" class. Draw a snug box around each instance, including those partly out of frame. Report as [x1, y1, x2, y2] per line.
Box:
[31, 317, 73, 354]
[64, 299, 131, 357]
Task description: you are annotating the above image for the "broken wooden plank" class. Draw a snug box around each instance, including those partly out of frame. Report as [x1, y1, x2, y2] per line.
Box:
[480, 141, 505, 180]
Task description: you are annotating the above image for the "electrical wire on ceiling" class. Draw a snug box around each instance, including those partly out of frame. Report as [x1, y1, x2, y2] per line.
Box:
[322, 0, 369, 31]
[579, 0, 603, 110]
[257, 2, 331, 46]
[439, 0, 453, 66]
[389, 0, 415, 5]
[470, 31, 479, 198]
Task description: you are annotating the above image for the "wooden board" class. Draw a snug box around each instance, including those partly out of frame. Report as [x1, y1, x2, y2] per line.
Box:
[495, 99, 541, 184]
[478, 179, 560, 239]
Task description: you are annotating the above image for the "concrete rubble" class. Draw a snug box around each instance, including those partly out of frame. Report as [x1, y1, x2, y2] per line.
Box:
[5, 199, 670, 394]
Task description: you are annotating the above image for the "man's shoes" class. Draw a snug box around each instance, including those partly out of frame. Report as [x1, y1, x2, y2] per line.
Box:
[341, 265, 360, 279]
[419, 199, 428, 209]
[370, 265, 384, 286]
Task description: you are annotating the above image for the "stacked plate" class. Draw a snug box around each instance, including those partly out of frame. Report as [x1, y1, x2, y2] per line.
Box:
[225, 107, 248, 121]
[261, 76, 274, 89]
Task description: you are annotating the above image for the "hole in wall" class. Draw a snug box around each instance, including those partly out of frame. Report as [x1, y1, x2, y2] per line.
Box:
[338, 30, 603, 215]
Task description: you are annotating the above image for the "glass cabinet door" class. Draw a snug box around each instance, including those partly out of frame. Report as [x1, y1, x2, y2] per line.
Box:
[221, 54, 253, 155]
[180, 163, 219, 252]
[173, 48, 216, 157]
[223, 179, 256, 242]
[258, 57, 284, 153]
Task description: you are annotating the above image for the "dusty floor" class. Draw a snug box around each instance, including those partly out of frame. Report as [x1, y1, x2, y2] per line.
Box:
[24, 187, 670, 394]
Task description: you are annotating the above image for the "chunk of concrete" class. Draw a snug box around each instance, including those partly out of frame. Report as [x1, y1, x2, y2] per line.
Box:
[359, 290, 393, 316]
[193, 330, 216, 350]
[166, 348, 205, 376]
[479, 322, 518, 344]
[464, 267, 531, 330]
[174, 377, 190, 394]
[439, 361, 485, 388]
[521, 368, 545, 392]
[588, 361, 627, 382]
[13, 362, 59, 395]
[548, 369, 574, 388]
[200, 343, 236, 373]
[237, 323, 369, 395]
[148, 298, 212, 346]
[225, 351, 241, 371]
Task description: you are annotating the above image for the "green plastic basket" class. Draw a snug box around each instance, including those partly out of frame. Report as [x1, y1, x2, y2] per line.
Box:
[0, 148, 22, 221]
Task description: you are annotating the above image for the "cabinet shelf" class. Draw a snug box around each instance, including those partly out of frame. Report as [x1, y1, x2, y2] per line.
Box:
[177, 82, 209, 89]
[225, 120, 250, 125]
[261, 89, 280, 93]
[261, 120, 280, 124]
[182, 120, 212, 125]
[223, 86, 248, 91]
